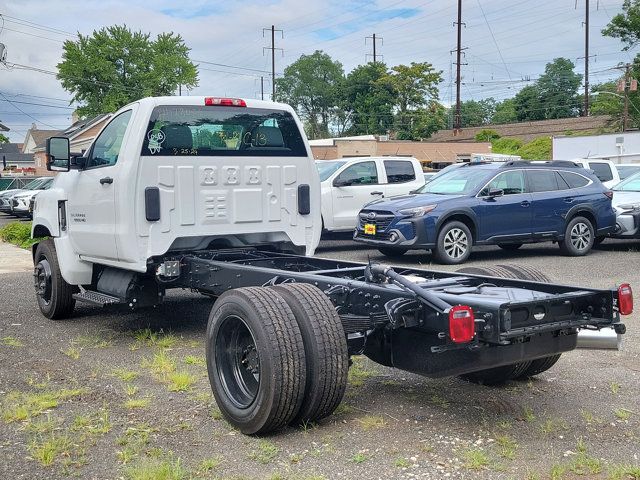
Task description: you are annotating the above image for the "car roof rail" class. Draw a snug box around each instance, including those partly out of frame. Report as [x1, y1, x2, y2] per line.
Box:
[501, 160, 582, 168]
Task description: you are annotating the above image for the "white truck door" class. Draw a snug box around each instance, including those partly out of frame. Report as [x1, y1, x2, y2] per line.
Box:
[382, 159, 423, 197]
[331, 160, 383, 230]
[66, 110, 133, 261]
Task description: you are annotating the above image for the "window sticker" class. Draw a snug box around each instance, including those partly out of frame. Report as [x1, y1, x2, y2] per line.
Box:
[147, 128, 166, 154]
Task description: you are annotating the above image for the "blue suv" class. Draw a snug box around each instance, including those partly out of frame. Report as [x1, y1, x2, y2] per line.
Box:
[353, 161, 616, 264]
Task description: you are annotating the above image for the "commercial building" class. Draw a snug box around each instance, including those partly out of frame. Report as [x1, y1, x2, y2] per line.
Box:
[552, 131, 640, 164]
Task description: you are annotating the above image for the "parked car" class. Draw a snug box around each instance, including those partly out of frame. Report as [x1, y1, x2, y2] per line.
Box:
[316, 156, 424, 232]
[354, 161, 616, 264]
[0, 177, 50, 214]
[11, 178, 54, 218]
[569, 159, 620, 188]
[423, 172, 437, 183]
[616, 163, 640, 182]
[610, 171, 640, 240]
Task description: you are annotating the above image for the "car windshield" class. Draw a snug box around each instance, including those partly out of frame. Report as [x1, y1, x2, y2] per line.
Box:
[316, 160, 347, 182]
[613, 171, 640, 192]
[415, 167, 492, 195]
[618, 165, 640, 180]
[23, 178, 46, 190]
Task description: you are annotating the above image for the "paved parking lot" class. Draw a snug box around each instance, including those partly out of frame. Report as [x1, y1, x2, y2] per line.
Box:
[0, 227, 639, 479]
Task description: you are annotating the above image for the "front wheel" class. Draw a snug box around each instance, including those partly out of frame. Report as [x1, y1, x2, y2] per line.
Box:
[33, 239, 76, 319]
[206, 287, 306, 435]
[559, 216, 594, 256]
[432, 221, 472, 265]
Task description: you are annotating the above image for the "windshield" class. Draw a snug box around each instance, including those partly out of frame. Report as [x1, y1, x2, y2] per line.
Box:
[316, 160, 347, 182]
[415, 167, 492, 195]
[618, 165, 640, 181]
[23, 178, 46, 190]
[614, 171, 640, 192]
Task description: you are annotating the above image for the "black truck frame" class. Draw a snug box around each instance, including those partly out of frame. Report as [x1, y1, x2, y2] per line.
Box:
[65, 247, 629, 434]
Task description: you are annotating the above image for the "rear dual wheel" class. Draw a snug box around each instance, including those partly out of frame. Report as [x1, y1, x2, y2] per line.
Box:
[455, 264, 561, 385]
[206, 284, 348, 435]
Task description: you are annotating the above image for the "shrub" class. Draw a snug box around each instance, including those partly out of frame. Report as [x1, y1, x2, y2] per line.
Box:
[517, 137, 552, 160]
[475, 129, 501, 142]
[491, 138, 523, 155]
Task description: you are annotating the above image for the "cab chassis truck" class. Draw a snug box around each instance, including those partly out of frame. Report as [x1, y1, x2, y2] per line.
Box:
[32, 96, 632, 435]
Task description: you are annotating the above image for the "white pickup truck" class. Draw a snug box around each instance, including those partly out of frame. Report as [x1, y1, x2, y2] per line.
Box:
[31, 96, 631, 435]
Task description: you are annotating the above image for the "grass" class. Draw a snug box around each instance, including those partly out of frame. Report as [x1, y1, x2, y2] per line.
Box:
[347, 357, 377, 387]
[28, 433, 72, 466]
[0, 221, 45, 248]
[125, 384, 139, 396]
[197, 456, 222, 473]
[125, 457, 186, 480]
[70, 408, 111, 436]
[61, 346, 81, 359]
[333, 403, 354, 415]
[183, 355, 206, 367]
[142, 350, 177, 377]
[540, 418, 568, 435]
[1, 388, 85, 423]
[250, 440, 279, 464]
[394, 457, 411, 468]
[614, 408, 632, 420]
[495, 435, 518, 460]
[522, 406, 536, 423]
[133, 328, 177, 350]
[209, 407, 223, 420]
[116, 423, 155, 464]
[351, 452, 368, 464]
[72, 332, 112, 349]
[610, 382, 621, 394]
[463, 448, 490, 470]
[2, 336, 23, 347]
[608, 464, 640, 479]
[112, 368, 139, 382]
[124, 398, 151, 410]
[166, 371, 197, 392]
[356, 415, 385, 430]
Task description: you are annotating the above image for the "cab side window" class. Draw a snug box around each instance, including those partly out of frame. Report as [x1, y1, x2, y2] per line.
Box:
[86, 110, 133, 168]
[335, 161, 378, 185]
[480, 170, 525, 196]
[384, 160, 416, 183]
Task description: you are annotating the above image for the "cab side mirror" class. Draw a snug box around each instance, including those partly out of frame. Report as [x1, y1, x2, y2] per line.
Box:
[333, 177, 352, 187]
[46, 137, 70, 172]
[488, 188, 504, 198]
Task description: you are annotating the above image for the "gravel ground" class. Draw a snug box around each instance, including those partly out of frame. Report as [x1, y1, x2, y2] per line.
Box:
[0, 232, 639, 480]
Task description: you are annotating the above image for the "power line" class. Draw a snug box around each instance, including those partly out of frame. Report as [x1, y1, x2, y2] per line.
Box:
[365, 33, 383, 63]
[0, 91, 61, 128]
[476, 0, 512, 81]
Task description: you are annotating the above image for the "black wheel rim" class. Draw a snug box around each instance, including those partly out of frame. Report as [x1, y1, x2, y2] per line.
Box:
[215, 315, 260, 409]
[33, 258, 52, 305]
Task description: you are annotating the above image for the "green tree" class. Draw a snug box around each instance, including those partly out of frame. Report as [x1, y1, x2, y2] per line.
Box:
[517, 137, 552, 160]
[492, 98, 517, 124]
[491, 138, 523, 155]
[536, 58, 582, 119]
[514, 85, 544, 121]
[460, 98, 496, 127]
[57, 25, 198, 117]
[407, 101, 447, 140]
[474, 129, 500, 142]
[274, 50, 344, 139]
[602, 0, 640, 49]
[0, 133, 9, 144]
[342, 62, 397, 135]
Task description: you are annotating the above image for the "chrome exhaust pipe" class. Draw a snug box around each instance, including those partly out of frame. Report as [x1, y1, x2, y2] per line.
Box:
[576, 328, 622, 350]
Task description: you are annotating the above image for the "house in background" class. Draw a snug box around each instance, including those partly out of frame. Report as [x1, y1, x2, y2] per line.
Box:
[0, 142, 36, 173]
[22, 124, 61, 154]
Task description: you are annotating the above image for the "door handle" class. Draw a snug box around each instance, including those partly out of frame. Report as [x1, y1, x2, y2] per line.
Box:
[100, 177, 113, 185]
[520, 200, 530, 207]
[371, 191, 384, 196]
[564, 197, 574, 203]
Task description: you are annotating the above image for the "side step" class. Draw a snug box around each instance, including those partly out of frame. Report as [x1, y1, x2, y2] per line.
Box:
[72, 290, 123, 306]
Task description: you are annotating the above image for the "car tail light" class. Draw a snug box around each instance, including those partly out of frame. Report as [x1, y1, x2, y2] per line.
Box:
[449, 305, 475, 343]
[204, 97, 246, 107]
[618, 283, 633, 315]
[603, 191, 614, 199]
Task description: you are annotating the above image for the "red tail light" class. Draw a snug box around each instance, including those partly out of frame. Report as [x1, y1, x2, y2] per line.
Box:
[204, 97, 246, 107]
[449, 305, 475, 343]
[618, 283, 633, 315]
[603, 191, 614, 199]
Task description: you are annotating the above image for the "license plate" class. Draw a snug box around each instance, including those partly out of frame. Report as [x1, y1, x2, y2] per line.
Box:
[363, 223, 376, 235]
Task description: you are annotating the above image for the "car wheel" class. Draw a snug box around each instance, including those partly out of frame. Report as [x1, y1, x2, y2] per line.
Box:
[378, 247, 408, 258]
[271, 284, 348, 425]
[559, 216, 594, 256]
[498, 243, 523, 251]
[433, 221, 472, 265]
[33, 239, 76, 319]
[206, 287, 306, 435]
[517, 354, 562, 379]
[460, 362, 532, 386]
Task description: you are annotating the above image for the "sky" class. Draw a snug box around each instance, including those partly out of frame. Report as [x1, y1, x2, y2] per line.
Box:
[0, 0, 635, 142]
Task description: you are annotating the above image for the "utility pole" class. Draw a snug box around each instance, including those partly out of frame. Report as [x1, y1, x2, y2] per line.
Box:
[263, 26, 283, 99]
[261, 76, 264, 100]
[624, 63, 630, 131]
[453, 0, 466, 132]
[584, 0, 590, 115]
[365, 34, 383, 63]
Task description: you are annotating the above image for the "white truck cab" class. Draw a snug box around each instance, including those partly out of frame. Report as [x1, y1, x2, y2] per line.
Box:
[32, 96, 321, 286]
[569, 158, 620, 189]
[316, 156, 424, 232]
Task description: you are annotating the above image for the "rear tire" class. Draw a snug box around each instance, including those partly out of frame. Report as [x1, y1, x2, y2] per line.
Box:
[433, 221, 472, 265]
[495, 264, 551, 283]
[559, 216, 594, 256]
[271, 283, 348, 425]
[206, 287, 306, 435]
[498, 243, 523, 251]
[33, 239, 76, 319]
[518, 354, 562, 379]
[378, 247, 408, 258]
[460, 362, 532, 386]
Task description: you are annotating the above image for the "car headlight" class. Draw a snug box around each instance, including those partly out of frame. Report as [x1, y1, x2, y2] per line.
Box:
[398, 205, 437, 217]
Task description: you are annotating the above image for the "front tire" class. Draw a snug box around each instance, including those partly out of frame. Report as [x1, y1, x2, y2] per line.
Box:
[559, 216, 594, 256]
[433, 221, 472, 265]
[271, 284, 348, 425]
[33, 239, 76, 319]
[206, 287, 306, 435]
